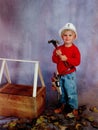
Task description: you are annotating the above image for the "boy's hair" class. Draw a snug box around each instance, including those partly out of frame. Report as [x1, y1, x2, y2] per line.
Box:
[59, 23, 77, 39]
[61, 29, 76, 37]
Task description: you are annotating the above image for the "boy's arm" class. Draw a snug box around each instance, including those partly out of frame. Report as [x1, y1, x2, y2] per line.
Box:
[66, 48, 81, 66]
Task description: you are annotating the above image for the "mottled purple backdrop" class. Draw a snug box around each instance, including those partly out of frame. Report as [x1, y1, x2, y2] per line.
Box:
[0, 0, 98, 106]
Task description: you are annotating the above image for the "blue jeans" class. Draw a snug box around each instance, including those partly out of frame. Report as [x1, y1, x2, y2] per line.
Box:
[59, 72, 78, 109]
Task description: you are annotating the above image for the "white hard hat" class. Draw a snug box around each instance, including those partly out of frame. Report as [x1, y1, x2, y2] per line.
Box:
[59, 23, 77, 39]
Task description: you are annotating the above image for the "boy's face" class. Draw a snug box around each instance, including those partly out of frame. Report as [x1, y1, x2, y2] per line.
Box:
[61, 30, 76, 46]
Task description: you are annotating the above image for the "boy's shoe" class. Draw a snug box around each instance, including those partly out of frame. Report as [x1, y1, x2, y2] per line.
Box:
[54, 104, 65, 114]
[66, 109, 78, 119]
[66, 112, 75, 119]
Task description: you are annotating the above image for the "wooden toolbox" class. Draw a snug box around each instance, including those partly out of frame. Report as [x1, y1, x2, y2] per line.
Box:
[0, 58, 46, 119]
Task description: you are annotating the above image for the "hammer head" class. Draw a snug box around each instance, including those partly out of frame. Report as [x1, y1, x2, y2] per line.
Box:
[48, 39, 59, 48]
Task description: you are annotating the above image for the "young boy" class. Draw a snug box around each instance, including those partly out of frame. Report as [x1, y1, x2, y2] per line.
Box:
[52, 23, 81, 117]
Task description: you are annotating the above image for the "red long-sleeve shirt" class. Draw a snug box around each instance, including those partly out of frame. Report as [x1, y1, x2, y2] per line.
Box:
[52, 43, 81, 75]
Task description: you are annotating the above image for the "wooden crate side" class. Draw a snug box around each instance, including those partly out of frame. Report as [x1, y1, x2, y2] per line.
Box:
[0, 87, 46, 119]
[0, 93, 36, 118]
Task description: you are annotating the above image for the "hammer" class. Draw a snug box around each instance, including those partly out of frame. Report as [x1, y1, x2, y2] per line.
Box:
[48, 39, 60, 48]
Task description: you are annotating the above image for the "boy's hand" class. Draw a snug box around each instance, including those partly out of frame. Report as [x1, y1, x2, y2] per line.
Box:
[59, 55, 67, 61]
[56, 49, 67, 61]
[56, 49, 62, 56]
